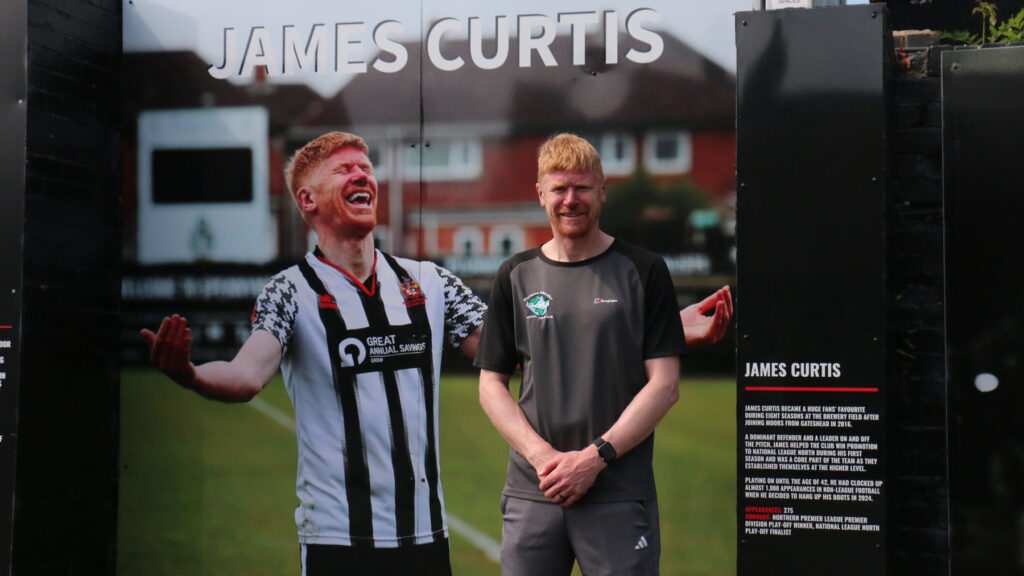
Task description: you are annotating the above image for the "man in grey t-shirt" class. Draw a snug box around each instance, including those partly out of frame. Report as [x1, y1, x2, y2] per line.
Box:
[475, 134, 717, 575]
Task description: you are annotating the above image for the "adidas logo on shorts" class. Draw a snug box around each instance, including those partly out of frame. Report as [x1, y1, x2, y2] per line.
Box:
[634, 535, 649, 550]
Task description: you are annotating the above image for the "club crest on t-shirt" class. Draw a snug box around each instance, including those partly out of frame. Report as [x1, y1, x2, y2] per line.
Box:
[524, 292, 552, 318]
[400, 278, 425, 307]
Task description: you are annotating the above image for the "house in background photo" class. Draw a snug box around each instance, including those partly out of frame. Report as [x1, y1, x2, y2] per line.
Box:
[122, 16, 737, 366]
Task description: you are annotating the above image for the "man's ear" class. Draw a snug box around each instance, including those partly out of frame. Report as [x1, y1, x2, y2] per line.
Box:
[296, 186, 317, 215]
[536, 182, 545, 207]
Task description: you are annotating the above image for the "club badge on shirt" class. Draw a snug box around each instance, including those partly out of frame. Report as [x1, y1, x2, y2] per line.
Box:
[400, 278, 425, 307]
[524, 292, 553, 318]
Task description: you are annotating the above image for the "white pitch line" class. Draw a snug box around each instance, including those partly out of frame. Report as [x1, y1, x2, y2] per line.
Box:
[249, 396, 296, 430]
[247, 395, 501, 564]
[446, 514, 501, 563]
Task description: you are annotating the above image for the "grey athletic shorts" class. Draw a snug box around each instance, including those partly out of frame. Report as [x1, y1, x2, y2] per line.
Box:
[499, 495, 660, 576]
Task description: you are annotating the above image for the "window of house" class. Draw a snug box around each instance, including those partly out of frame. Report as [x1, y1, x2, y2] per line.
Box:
[365, 146, 388, 182]
[585, 133, 636, 176]
[452, 226, 485, 257]
[643, 131, 692, 175]
[488, 226, 525, 257]
[404, 139, 483, 181]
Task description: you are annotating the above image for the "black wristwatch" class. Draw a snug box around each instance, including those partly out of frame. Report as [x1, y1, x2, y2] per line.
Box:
[592, 438, 617, 463]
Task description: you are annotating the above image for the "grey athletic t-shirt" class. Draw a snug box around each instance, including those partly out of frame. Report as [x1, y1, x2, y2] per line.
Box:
[474, 239, 686, 503]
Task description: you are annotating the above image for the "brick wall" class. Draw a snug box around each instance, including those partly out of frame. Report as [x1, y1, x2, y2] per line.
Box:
[14, 1, 122, 574]
[886, 46, 950, 575]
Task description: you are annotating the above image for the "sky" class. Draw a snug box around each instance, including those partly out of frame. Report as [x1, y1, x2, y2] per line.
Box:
[124, 0, 759, 96]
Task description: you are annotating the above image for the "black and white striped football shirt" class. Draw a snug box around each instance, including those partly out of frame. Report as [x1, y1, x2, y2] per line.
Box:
[252, 248, 485, 547]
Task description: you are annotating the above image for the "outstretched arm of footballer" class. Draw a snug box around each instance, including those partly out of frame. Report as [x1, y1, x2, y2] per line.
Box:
[479, 368, 559, 476]
[141, 314, 282, 403]
[537, 355, 681, 508]
[680, 285, 733, 348]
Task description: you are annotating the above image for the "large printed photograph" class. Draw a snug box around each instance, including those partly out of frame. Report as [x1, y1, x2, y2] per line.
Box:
[119, 1, 743, 574]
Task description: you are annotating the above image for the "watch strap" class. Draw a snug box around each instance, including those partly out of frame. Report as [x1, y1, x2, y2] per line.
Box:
[592, 437, 617, 463]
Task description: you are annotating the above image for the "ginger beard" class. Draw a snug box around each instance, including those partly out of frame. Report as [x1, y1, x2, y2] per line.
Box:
[310, 146, 378, 239]
[537, 170, 605, 240]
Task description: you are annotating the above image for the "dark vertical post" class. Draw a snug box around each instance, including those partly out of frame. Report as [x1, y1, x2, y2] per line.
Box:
[887, 43, 949, 575]
[0, 1, 27, 571]
[13, 1, 123, 574]
[735, 6, 891, 575]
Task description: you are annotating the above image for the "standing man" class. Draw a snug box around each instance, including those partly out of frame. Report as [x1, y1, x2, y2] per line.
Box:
[475, 133, 703, 575]
[141, 132, 487, 575]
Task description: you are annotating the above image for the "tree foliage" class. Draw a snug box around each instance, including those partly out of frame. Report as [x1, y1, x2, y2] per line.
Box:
[940, 1, 1024, 44]
[601, 170, 713, 253]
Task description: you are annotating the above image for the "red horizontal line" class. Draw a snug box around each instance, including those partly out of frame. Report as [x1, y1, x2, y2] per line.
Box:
[0, 326, 12, 330]
[745, 387, 878, 393]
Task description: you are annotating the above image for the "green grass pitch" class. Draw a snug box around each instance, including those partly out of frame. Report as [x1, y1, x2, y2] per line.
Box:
[118, 369, 735, 575]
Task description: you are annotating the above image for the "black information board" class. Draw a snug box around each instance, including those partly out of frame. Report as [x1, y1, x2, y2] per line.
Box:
[735, 6, 889, 575]
[0, 1, 25, 572]
[943, 46, 1024, 576]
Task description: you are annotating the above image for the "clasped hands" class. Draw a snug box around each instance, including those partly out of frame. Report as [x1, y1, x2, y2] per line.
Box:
[535, 445, 607, 508]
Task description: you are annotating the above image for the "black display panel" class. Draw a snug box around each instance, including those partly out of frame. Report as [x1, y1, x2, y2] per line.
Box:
[943, 46, 1024, 576]
[152, 148, 254, 204]
[735, 6, 889, 575]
